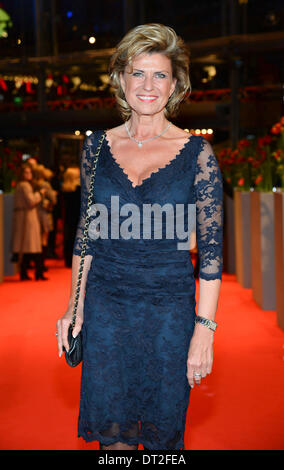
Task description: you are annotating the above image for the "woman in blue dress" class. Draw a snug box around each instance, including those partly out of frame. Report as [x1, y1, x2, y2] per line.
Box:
[56, 23, 223, 451]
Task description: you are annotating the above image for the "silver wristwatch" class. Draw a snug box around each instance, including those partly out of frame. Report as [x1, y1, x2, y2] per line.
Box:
[195, 315, 217, 331]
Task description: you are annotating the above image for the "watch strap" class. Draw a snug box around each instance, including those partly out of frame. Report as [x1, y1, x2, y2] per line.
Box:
[195, 315, 217, 331]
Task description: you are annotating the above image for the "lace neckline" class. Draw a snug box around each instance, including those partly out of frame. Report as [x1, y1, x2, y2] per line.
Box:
[104, 133, 195, 189]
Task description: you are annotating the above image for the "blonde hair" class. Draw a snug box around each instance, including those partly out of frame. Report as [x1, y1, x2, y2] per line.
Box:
[109, 23, 191, 120]
[62, 167, 80, 192]
[43, 167, 53, 181]
[33, 164, 46, 181]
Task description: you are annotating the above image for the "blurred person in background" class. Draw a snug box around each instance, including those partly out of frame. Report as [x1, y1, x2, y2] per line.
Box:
[46, 164, 62, 259]
[26, 157, 38, 169]
[11, 163, 48, 281]
[61, 166, 81, 267]
[33, 164, 58, 271]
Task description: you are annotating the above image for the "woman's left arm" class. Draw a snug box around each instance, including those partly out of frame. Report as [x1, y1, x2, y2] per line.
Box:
[187, 137, 224, 388]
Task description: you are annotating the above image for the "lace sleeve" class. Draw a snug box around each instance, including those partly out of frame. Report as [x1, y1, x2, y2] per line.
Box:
[72, 133, 96, 257]
[193, 137, 224, 281]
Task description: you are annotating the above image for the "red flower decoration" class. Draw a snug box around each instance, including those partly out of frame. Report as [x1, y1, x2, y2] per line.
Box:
[255, 175, 263, 185]
[270, 123, 282, 135]
[238, 139, 251, 149]
[258, 135, 273, 147]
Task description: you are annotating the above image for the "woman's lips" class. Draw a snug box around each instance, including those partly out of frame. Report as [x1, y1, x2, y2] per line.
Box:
[137, 95, 158, 103]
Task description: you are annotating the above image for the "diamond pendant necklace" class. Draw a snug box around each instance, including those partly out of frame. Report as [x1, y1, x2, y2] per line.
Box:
[125, 121, 172, 148]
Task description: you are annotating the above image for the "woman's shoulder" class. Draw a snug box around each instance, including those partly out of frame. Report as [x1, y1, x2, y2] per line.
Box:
[104, 124, 125, 146]
[166, 124, 196, 149]
[170, 124, 191, 139]
[84, 125, 123, 150]
[170, 126, 212, 151]
[85, 128, 112, 146]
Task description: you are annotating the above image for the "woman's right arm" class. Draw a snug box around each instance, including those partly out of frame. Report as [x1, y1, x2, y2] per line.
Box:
[56, 133, 97, 357]
[56, 253, 92, 357]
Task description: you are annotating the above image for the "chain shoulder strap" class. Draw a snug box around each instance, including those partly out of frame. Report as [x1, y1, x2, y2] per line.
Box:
[72, 130, 106, 329]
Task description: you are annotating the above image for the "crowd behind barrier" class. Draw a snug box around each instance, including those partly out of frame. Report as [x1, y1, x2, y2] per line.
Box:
[10, 157, 81, 281]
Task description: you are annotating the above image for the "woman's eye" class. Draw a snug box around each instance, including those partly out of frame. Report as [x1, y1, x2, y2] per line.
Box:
[132, 72, 166, 78]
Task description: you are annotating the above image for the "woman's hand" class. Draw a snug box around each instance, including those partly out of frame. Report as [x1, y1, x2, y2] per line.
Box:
[56, 307, 83, 358]
[187, 323, 214, 388]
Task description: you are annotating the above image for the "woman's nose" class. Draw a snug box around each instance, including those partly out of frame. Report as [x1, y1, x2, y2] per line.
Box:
[143, 74, 154, 91]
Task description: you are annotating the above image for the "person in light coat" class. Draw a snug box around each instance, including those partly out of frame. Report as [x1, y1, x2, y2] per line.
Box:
[11, 163, 48, 280]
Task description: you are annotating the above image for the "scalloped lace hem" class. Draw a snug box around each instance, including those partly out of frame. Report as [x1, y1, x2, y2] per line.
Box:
[78, 432, 184, 450]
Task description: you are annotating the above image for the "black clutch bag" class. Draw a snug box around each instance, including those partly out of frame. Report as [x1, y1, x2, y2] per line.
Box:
[63, 131, 106, 367]
[64, 324, 83, 367]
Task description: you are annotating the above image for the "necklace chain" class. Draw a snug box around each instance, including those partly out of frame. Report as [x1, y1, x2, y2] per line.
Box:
[125, 121, 172, 148]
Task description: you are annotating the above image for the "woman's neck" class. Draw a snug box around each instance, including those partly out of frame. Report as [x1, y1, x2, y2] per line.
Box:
[126, 113, 170, 139]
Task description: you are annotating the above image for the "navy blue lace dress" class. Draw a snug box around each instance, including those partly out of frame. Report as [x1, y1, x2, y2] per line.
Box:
[72, 130, 223, 450]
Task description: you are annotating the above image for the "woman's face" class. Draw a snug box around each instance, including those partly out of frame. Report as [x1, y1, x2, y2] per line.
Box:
[120, 53, 177, 118]
[23, 167, 33, 181]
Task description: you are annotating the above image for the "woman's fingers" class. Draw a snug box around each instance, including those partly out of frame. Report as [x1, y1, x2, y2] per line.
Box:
[56, 313, 83, 358]
[187, 352, 213, 388]
[72, 317, 83, 339]
[187, 366, 205, 388]
[56, 317, 71, 357]
[61, 317, 71, 353]
[56, 319, 63, 357]
[187, 365, 195, 388]
[201, 358, 209, 379]
[187, 358, 202, 388]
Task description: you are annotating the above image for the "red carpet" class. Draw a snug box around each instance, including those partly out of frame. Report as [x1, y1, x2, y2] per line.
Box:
[0, 259, 283, 450]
